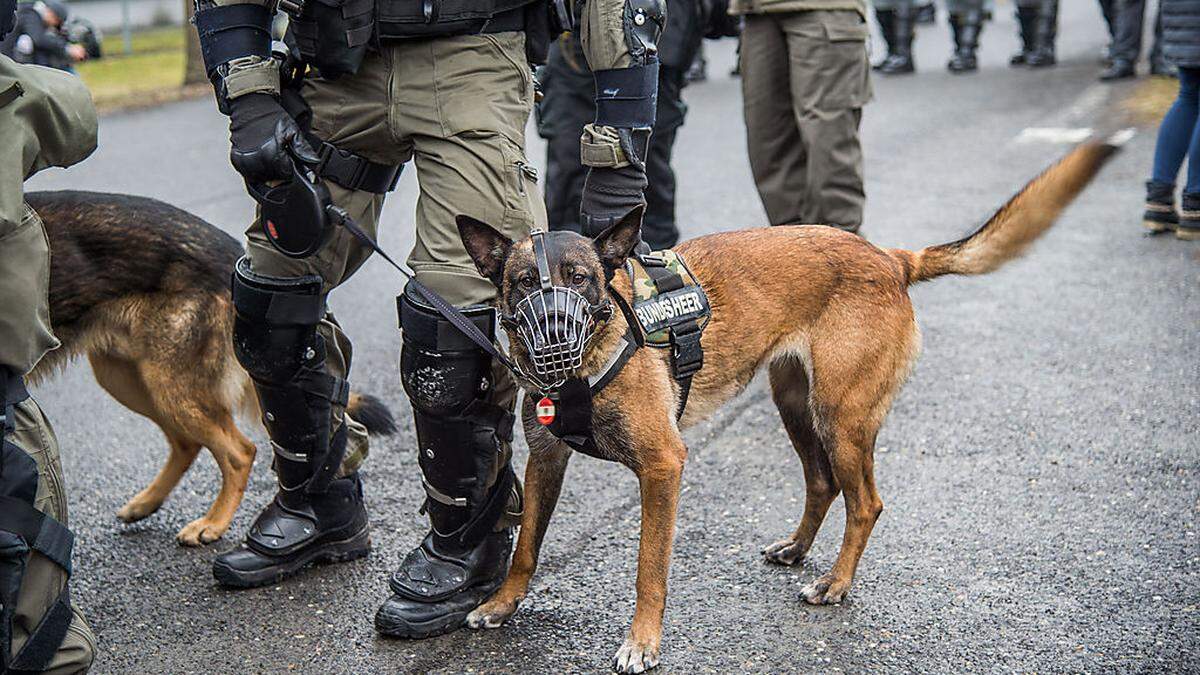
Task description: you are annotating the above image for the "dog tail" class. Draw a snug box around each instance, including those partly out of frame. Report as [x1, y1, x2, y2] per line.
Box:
[347, 393, 399, 436]
[893, 137, 1125, 285]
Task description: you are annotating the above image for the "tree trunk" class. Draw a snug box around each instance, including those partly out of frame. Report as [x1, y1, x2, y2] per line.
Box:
[183, 0, 206, 85]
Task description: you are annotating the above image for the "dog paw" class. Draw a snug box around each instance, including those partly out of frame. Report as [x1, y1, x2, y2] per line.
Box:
[176, 518, 227, 547]
[801, 573, 851, 605]
[465, 595, 519, 630]
[116, 498, 161, 523]
[762, 537, 807, 566]
[612, 637, 660, 674]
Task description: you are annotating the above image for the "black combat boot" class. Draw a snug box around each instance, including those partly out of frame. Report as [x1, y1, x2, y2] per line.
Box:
[1143, 180, 1178, 234]
[947, 11, 984, 73]
[872, 8, 896, 71]
[214, 260, 370, 588]
[1025, 0, 1057, 67]
[878, 5, 915, 74]
[375, 290, 519, 639]
[1178, 192, 1200, 241]
[1010, 5, 1037, 66]
[1099, 58, 1135, 80]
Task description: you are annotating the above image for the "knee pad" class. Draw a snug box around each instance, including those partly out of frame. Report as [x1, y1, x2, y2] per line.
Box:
[231, 257, 326, 385]
[397, 286, 498, 417]
[232, 258, 348, 491]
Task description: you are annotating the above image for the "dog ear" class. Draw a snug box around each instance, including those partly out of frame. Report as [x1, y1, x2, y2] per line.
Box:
[593, 205, 644, 270]
[456, 215, 514, 288]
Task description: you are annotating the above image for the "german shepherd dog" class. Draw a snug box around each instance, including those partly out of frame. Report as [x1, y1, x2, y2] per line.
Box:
[25, 191, 396, 546]
[454, 142, 1119, 673]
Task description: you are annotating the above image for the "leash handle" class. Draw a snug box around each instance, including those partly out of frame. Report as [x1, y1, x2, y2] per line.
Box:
[326, 206, 522, 375]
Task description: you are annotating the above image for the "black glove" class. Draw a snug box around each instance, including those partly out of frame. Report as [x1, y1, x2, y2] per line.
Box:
[579, 128, 651, 237]
[227, 93, 319, 185]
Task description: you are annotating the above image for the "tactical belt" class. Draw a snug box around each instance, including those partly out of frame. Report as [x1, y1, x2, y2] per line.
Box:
[310, 137, 403, 195]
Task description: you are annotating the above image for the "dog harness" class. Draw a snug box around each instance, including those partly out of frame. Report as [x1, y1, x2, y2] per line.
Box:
[537, 248, 710, 461]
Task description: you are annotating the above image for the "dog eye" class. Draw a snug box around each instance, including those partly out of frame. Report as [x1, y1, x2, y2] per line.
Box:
[570, 273, 588, 286]
[518, 275, 536, 290]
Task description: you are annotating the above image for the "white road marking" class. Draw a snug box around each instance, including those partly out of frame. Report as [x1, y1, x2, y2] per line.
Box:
[1015, 127, 1095, 144]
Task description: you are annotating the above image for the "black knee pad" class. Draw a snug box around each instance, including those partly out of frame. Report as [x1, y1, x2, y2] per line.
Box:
[231, 257, 326, 385]
[397, 286, 498, 417]
[232, 258, 348, 491]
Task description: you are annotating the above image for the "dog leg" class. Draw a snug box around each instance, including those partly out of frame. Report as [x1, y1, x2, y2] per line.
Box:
[762, 357, 838, 566]
[467, 434, 573, 629]
[614, 441, 686, 675]
[117, 433, 201, 523]
[176, 418, 257, 546]
[800, 427, 883, 605]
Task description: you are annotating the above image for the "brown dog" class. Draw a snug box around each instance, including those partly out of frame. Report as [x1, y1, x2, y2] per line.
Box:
[25, 191, 395, 546]
[453, 141, 1118, 672]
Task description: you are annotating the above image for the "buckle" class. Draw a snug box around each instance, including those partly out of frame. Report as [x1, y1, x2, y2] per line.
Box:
[316, 143, 367, 189]
[670, 325, 704, 379]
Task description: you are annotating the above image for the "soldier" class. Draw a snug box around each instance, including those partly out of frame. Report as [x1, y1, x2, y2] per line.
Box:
[945, 0, 988, 73]
[191, 0, 664, 637]
[736, 0, 871, 232]
[872, 0, 916, 74]
[1010, 0, 1057, 68]
[539, 0, 705, 249]
[0, 1, 98, 671]
[1100, 0, 1172, 80]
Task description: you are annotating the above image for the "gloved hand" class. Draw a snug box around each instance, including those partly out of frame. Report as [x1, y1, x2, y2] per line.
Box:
[227, 92, 319, 185]
[579, 127, 651, 237]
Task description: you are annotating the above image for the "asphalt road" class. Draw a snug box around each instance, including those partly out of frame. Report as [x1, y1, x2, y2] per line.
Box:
[25, 3, 1199, 673]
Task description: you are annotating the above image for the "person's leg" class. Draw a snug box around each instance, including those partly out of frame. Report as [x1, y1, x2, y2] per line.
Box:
[375, 30, 545, 638]
[880, 0, 917, 74]
[1026, 0, 1058, 67]
[539, 35, 595, 233]
[1102, 0, 1144, 78]
[1177, 68, 1200, 238]
[1145, 67, 1199, 232]
[741, 13, 811, 225]
[947, 0, 987, 73]
[871, 0, 897, 70]
[1011, 0, 1038, 65]
[784, 10, 871, 232]
[643, 65, 687, 249]
[212, 49, 406, 588]
[6, 394, 97, 674]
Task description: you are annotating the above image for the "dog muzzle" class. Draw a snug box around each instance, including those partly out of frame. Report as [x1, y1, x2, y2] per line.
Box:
[503, 230, 611, 389]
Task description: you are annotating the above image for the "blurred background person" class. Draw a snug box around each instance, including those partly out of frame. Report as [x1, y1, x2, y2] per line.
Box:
[1142, 0, 1199, 239]
[1099, 0, 1173, 80]
[871, 0, 989, 75]
[1010, 0, 1057, 68]
[539, 0, 709, 249]
[0, 0, 97, 71]
[735, 0, 870, 233]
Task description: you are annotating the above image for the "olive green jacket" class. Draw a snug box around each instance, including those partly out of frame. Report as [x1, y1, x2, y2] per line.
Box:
[0, 55, 98, 374]
[730, 0, 867, 17]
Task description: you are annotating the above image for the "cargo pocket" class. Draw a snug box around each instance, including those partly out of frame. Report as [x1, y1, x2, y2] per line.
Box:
[821, 18, 872, 110]
[499, 140, 540, 240]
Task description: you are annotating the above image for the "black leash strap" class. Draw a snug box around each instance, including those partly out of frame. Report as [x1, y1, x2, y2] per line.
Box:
[325, 206, 521, 375]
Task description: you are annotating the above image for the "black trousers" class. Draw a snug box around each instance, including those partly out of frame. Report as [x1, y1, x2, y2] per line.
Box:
[1098, 0, 1164, 62]
[537, 35, 688, 250]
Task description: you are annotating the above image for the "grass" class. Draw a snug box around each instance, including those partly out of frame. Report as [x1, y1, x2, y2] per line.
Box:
[76, 26, 195, 111]
[1123, 76, 1181, 126]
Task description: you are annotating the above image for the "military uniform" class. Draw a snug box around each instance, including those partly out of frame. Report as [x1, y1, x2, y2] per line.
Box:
[194, 0, 663, 638]
[539, 0, 704, 249]
[734, 0, 871, 231]
[0, 48, 98, 674]
[870, 0, 989, 74]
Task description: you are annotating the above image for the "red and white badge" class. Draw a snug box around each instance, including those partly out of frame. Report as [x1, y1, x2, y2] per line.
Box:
[535, 396, 556, 425]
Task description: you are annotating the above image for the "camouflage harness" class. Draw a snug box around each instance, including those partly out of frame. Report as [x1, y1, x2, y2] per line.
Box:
[538, 249, 710, 460]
